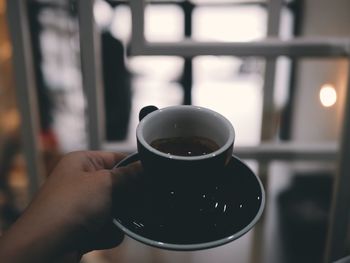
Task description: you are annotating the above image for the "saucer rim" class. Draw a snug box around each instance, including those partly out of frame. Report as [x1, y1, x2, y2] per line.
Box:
[112, 152, 265, 251]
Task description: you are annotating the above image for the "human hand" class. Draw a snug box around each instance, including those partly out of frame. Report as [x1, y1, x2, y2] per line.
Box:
[0, 151, 141, 263]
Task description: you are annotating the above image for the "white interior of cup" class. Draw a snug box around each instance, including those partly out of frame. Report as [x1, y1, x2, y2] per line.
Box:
[137, 106, 235, 160]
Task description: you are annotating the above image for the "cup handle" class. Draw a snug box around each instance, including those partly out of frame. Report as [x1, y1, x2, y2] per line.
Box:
[139, 105, 158, 121]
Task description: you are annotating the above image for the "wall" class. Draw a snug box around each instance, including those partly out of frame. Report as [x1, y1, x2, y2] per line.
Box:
[291, 0, 350, 142]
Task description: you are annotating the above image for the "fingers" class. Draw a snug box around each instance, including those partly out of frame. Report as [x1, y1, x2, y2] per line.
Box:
[109, 162, 144, 221]
[110, 161, 143, 188]
[85, 151, 127, 170]
[60, 151, 127, 172]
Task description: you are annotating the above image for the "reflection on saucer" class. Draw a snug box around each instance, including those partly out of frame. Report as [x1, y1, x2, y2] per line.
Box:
[113, 153, 265, 251]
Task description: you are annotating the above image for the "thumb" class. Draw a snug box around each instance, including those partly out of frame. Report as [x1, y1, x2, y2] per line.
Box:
[110, 161, 144, 218]
[110, 161, 143, 190]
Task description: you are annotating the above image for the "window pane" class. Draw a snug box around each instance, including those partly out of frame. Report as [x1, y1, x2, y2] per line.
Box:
[94, 0, 114, 29]
[110, 5, 132, 43]
[193, 6, 267, 42]
[37, 7, 86, 152]
[116, 56, 184, 148]
[280, 7, 294, 40]
[145, 5, 184, 42]
[193, 56, 264, 146]
[128, 56, 184, 81]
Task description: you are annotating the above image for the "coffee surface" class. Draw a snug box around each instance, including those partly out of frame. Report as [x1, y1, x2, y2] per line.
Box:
[150, 136, 219, 156]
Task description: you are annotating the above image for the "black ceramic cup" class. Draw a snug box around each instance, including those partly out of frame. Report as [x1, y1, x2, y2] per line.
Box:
[136, 105, 235, 195]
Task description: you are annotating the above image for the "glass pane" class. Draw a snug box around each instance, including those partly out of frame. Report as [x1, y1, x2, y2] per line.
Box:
[94, 0, 114, 29]
[274, 56, 292, 110]
[274, 7, 294, 111]
[110, 5, 132, 43]
[280, 6, 294, 40]
[145, 5, 184, 42]
[121, 56, 184, 148]
[128, 56, 184, 81]
[37, 6, 86, 152]
[96, 2, 185, 147]
[193, 5, 267, 42]
[193, 56, 264, 146]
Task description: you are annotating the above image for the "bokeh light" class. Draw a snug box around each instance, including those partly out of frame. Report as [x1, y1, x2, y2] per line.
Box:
[319, 84, 337, 107]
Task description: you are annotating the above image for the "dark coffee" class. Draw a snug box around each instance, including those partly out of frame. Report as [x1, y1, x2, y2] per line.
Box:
[150, 136, 220, 157]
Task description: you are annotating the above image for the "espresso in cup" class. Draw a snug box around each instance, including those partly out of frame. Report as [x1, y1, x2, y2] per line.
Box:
[150, 136, 220, 157]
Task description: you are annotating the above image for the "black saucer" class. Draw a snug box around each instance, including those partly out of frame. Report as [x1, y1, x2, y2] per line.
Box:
[112, 153, 265, 251]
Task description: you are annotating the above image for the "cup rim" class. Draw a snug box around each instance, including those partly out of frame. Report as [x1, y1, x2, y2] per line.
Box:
[136, 105, 235, 161]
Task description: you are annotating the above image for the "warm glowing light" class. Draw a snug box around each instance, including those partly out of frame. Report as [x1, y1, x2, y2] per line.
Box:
[320, 84, 337, 107]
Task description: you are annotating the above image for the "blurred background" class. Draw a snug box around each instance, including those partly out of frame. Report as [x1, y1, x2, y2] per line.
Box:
[1, 0, 350, 262]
